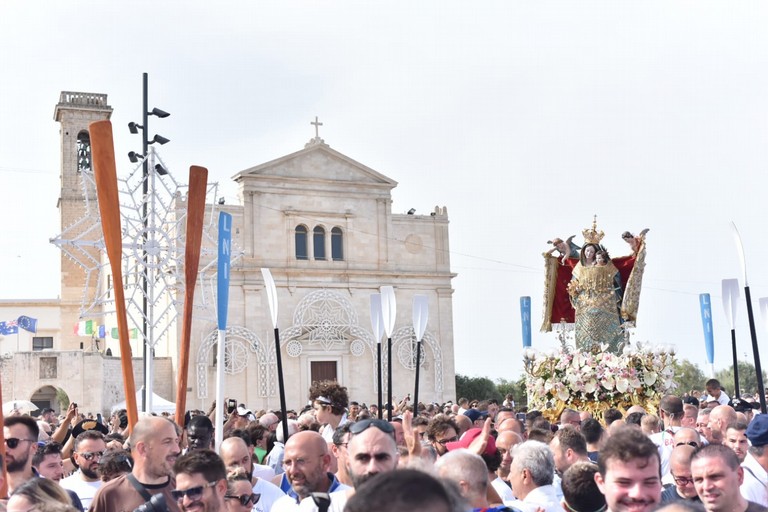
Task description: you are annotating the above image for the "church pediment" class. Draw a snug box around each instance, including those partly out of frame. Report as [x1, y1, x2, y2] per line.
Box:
[232, 142, 398, 188]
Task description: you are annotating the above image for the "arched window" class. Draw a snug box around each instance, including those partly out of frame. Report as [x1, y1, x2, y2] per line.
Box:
[295, 225, 308, 260]
[313, 226, 326, 260]
[77, 131, 91, 173]
[331, 227, 344, 261]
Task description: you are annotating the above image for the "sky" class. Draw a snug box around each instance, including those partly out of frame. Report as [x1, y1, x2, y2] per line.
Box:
[2, 1, 768, 384]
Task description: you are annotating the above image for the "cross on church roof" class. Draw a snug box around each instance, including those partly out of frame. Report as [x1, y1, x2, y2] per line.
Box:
[306, 116, 326, 148]
[311, 116, 323, 138]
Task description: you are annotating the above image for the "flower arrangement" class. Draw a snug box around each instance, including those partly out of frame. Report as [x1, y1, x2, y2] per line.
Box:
[523, 344, 677, 420]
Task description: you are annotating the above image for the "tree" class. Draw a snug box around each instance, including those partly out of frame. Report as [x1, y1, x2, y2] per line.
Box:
[455, 374, 501, 402]
[496, 376, 528, 408]
[671, 358, 707, 395]
[715, 360, 768, 397]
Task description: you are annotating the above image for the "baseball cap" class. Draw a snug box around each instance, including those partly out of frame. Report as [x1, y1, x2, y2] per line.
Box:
[463, 409, 488, 423]
[746, 414, 768, 446]
[445, 427, 497, 456]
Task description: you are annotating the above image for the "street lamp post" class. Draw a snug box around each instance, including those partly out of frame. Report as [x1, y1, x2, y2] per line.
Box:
[128, 72, 170, 413]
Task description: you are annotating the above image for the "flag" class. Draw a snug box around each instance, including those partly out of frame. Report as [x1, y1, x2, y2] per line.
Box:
[18, 316, 38, 333]
[520, 296, 532, 347]
[98, 325, 106, 338]
[75, 320, 94, 336]
[0, 321, 18, 335]
[130, 328, 138, 339]
[111, 328, 119, 339]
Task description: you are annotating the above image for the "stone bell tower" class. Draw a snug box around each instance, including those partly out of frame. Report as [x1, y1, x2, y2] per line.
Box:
[53, 92, 112, 350]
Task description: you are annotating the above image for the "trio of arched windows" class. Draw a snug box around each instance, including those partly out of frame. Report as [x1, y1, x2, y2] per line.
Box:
[295, 225, 344, 261]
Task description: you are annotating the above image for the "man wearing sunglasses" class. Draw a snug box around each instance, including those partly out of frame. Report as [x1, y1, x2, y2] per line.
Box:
[172, 449, 227, 512]
[219, 436, 285, 512]
[61, 430, 107, 510]
[4, 416, 41, 493]
[300, 418, 400, 511]
[91, 416, 181, 512]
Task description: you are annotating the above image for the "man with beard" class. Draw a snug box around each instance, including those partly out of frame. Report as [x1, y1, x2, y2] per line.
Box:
[271, 431, 349, 511]
[594, 425, 662, 512]
[91, 416, 182, 512]
[172, 450, 227, 512]
[4, 416, 42, 493]
[219, 436, 285, 512]
[426, 414, 460, 458]
[61, 430, 107, 510]
[297, 418, 399, 511]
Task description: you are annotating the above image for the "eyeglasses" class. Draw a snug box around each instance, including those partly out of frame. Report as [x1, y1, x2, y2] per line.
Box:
[5, 438, 36, 449]
[675, 441, 698, 448]
[283, 456, 321, 470]
[171, 481, 217, 502]
[78, 451, 105, 461]
[349, 419, 395, 436]
[225, 493, 260, 506]
[672, 475, 694, 486]
[436, 436, 459, 446]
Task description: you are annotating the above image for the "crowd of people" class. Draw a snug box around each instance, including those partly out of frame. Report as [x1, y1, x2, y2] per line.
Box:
[3, 377, 768, 512]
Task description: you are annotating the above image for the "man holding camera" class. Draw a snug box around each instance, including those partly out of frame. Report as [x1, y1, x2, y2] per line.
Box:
[91, 416, 182, 512]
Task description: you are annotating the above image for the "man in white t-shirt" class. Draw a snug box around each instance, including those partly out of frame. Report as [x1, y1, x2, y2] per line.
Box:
[60, 430, 107, 510]
[741, 414, 768, 507]
[649, 395, 684, 478]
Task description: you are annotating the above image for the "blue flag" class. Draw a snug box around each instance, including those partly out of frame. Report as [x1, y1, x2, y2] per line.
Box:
[520, 296, 532, 347]
[699, 293, 714, 364]
[0, 320, 18, 335]
[217, 212, 233, 331]
[18, 315, 38, 333]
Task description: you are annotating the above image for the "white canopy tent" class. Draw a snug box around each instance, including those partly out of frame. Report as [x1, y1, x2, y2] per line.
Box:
[111, 387, 176, 415]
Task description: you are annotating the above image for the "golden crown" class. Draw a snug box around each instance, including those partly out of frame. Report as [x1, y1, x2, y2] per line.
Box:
[582, 216, 605, 245]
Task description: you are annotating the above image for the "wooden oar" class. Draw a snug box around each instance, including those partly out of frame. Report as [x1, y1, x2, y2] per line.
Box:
[175, 166, 208, 427]
[89, 120, 139, 432]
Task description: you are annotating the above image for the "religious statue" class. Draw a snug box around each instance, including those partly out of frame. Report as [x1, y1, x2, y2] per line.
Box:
[541, 217, 648, 353]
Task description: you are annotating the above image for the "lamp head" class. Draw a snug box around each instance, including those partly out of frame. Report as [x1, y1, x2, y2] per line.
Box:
[150, 107, 170, 118]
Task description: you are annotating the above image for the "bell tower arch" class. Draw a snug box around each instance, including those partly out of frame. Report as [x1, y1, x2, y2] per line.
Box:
[53, 92, 112, 349]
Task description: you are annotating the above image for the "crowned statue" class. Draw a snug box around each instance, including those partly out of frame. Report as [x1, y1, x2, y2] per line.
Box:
[541, 217, 648, 353]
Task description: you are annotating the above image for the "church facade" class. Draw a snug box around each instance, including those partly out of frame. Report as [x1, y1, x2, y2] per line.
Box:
[1, 91, 457, 415]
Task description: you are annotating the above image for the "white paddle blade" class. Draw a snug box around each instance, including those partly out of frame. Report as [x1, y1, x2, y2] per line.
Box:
[731, 222, 748, 286]
[412, 295, 429, 341]
[759, 297, 768, 333]
[370, 294, 384, 343]
[261, 268, 279, 328]
[380, 286, 397, 337]
[721, 278, 740, 330]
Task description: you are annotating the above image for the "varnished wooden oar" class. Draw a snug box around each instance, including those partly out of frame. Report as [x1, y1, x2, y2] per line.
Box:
[175, 166, 208, 427]
[90, 120, 139, 432]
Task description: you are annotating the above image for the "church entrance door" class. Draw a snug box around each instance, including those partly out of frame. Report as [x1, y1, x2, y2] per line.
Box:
[310, 361, 338, 383]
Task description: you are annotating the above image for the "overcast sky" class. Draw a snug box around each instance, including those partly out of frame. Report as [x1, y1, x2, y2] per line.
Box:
[2, 1, 768, 385]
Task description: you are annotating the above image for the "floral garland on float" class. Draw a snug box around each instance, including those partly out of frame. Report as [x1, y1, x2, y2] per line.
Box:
[523, 343, 677, 422]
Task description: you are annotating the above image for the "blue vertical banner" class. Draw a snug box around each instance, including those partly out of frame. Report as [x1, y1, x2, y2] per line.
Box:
[520, 296, 532, 347]
[700, 293, 714, 365]
[217, 212, 232, 331]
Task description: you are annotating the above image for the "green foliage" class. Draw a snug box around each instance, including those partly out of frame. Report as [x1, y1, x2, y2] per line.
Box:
[455, 374, 527, 406]
[455, 374, 502, 402]
[672, 358, 707, 395]
[715, 360, 768, 397]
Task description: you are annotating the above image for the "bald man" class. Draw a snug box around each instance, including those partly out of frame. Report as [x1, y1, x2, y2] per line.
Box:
[496, 431, 523, 480]
[272, 431, 349, 511]
[660, 445, 699, 504]
[708, 405, 737, 445]
[220, 436, 285, 512]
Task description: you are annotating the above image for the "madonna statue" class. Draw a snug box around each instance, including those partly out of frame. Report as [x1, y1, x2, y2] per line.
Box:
[541, 217, 647, 353]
